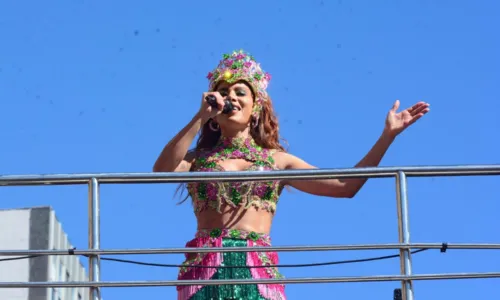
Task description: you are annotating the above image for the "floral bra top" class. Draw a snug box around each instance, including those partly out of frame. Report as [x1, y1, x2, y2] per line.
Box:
[186, 136, 283, 214]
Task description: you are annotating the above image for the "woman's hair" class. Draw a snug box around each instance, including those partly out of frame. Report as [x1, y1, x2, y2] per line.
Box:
[174, 81, 287, 203]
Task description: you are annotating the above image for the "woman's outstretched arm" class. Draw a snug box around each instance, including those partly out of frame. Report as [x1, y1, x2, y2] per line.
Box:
[279, 100, 430, 198]
[278, 132, 394, 198]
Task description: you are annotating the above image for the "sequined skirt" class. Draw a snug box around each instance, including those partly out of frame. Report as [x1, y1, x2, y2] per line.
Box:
[177, 228, 286, 300]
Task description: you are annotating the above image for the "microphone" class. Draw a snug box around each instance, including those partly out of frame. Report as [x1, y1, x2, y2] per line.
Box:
[205, 95, 234, 114]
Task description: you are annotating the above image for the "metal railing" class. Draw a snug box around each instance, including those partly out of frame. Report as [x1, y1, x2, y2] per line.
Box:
[1, 164, 500, 300]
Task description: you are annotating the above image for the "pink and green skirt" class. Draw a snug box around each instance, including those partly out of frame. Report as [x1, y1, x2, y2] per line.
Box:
[177, 228, 287, 300]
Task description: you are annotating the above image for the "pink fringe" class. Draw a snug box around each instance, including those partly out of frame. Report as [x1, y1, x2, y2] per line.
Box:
[177, 237, 223, 300]
[247, 240, 287, 300]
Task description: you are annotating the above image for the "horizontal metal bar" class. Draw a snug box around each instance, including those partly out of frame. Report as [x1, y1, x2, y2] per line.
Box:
[1, 272, 499, 288]
[0, 165, 499, 186]
[1, 243, 499, 256]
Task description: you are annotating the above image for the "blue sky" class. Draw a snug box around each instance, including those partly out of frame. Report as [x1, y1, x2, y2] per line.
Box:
[1, 0, 499, 299]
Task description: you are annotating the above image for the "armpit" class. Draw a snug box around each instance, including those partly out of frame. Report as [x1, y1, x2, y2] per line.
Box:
[269, 150, 289, 170]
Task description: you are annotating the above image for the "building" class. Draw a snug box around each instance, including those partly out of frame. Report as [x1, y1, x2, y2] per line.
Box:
[0, 206, 89, 300]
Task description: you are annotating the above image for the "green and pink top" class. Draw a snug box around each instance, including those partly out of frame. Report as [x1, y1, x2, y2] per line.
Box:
[187, 135, 283, 214]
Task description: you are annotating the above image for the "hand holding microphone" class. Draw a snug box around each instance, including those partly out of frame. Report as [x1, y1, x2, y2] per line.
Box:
[205, 94, 234, 114]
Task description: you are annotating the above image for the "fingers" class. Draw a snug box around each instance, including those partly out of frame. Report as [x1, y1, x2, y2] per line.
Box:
[202, 92, 224, 112]
[410, 103, 430, 116]
[200, 92, 224, 122]
[201, 93, 211, 109]
[391, 100, 400, 112]
[407, 101, 429, 114]
[214, 94, 225, 111]
[406, 104, 430, 126]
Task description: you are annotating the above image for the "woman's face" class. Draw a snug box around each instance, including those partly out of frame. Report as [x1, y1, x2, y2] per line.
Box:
[214, 81, 255, 130]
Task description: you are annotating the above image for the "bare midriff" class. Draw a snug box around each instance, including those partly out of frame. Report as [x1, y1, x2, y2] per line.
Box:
[196, 205, 274, 234]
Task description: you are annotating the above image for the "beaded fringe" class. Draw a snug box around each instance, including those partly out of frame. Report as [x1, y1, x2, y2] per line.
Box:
[247, 240, 285, 299]
[177, 237, 222, 298]
[177, 236, 286, 300]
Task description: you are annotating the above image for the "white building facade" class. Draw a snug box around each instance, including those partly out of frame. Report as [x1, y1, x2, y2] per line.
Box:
[0, 207, 89, 300]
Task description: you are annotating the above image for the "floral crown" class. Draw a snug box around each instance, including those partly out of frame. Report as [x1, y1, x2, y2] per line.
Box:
[206, 50, 271, 117]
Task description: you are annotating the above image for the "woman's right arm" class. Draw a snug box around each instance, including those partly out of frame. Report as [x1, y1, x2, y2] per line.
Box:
[152, 113, 204, 172]
[152, 92, 224, 173]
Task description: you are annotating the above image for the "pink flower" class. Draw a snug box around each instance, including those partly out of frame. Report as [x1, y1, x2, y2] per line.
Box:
[207, 72, 213, 79]
[254, 185, 268, 197]
[244, 62, 252, 68]
[206, 184, 218, 200]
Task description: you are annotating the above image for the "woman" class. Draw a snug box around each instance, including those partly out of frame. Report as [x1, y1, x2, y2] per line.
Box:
[153, 50, 430, 300]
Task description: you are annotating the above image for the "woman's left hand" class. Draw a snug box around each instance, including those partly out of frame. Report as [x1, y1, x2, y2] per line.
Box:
[384, 100, 430, 138]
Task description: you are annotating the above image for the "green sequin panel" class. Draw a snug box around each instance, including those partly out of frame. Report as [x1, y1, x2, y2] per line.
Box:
[204, 161, 217, 169]
[189, 239, 267, 300]
[254, 161, 265, 167]
[197, 183, 207, 199]
[231, 188, 242, 205]
[262, 187, 274, 200]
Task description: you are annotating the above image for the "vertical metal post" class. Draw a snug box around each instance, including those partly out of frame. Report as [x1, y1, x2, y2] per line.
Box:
[395, 171, 414, 300]
[88, 178, 101, 300]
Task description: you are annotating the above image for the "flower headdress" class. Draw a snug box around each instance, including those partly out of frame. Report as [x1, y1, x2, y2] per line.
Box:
[207, 50, 271, 118]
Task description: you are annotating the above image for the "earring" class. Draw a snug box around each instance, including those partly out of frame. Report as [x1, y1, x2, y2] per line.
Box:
[209, 119, 220, 131]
